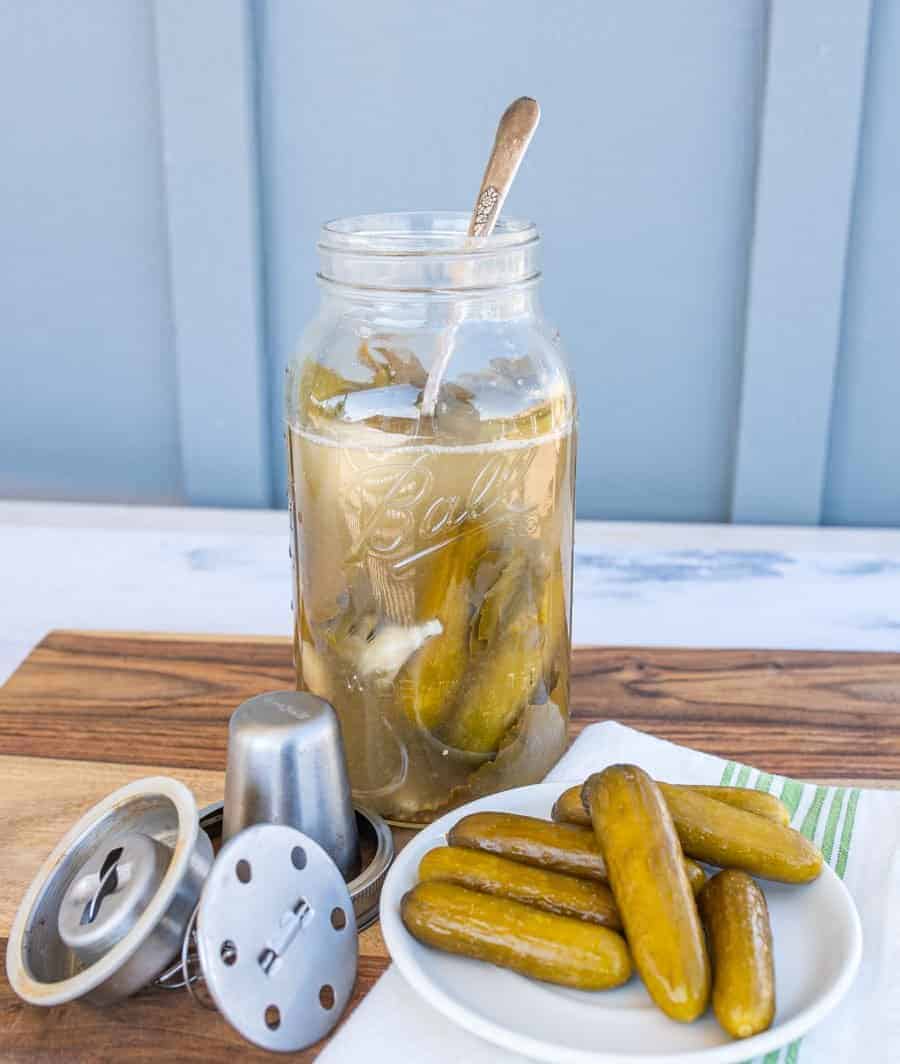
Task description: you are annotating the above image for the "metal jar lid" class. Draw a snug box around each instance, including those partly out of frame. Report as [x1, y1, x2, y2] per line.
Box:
[5, 777, 213, 1007]
[195, 824, 357, 1052]
[199, 800, 393, 932]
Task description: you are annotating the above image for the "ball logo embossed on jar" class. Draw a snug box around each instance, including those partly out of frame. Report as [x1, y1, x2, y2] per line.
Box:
[347, 449, 539, 569]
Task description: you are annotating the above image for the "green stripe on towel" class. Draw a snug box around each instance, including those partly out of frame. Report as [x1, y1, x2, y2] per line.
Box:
[821, 790, 846, 865]
[799, 786, 828, 841]
[755, 772, 774, 794]
[735, 764, 752, 788]
[720, 761, 737, 786]
[779, 779, 805, 819]
[835, 789, 861, 880]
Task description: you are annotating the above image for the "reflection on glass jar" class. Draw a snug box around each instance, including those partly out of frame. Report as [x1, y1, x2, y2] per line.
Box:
[286, 212, 576, 824]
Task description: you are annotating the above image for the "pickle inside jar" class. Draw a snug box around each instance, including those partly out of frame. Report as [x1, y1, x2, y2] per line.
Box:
[434, 547, 549, 754]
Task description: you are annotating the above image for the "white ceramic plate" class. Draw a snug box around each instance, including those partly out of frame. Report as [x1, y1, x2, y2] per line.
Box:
[381, 782, 863, 1064]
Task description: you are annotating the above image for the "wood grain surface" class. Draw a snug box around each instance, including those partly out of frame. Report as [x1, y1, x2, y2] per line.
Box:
[2, 629, 900, 1062]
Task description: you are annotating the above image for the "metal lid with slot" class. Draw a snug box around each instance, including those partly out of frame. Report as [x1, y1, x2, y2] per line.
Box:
[196, 823, 358, 1052]
[5, 777, 213, 1007]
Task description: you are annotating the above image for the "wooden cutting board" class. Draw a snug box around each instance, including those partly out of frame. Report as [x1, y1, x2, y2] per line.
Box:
[2, 630, 900, 1061]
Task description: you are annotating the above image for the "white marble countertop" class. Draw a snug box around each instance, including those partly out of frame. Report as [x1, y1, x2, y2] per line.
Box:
[2, 500, 899, 687]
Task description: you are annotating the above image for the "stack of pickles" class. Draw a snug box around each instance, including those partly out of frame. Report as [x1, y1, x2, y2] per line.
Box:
[401, 764, 824, 1040]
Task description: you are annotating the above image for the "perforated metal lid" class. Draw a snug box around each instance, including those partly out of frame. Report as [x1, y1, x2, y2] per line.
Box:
[195, 823, 358, 1052]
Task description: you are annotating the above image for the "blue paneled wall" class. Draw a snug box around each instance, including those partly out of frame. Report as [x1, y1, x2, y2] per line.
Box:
[0, 0, 895, 525]
[0, 1, 181, 503]
[824, 0, 900, 527]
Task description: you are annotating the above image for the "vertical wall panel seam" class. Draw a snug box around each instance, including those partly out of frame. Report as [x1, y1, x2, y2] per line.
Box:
[724, 0, 774, 521]
[819, 21, 879, 519]
[730, 0, 873, 525]
[242, 0, 275, 508]
[247, 4, 279, 509]
[146, 7, 186, 503]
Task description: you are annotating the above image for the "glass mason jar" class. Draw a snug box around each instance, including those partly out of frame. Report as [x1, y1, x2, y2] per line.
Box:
[286, 212, 576, 824]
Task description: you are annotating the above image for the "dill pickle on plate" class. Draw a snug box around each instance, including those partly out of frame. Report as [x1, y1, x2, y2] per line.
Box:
[583, 765, 710, 1022]
[558, 775, 819, 882]
[699, 870, 775, 1038]
[401, 881, 632, 990]
[449, 811, 607, 880]
[662, 787, 823, 883]
[551, 782, 791, 828]
[448, 811, 706, 894]
[418, 845, 621, 929]
[664, 785, 791, 826]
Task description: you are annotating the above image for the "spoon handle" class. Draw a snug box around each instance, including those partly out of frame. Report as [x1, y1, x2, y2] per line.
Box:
[468, 97, 541, 238]
[419, 97, 541, 418]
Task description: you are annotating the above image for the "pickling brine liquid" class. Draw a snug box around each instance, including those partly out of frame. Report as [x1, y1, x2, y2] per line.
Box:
[288, 415, 575, 824]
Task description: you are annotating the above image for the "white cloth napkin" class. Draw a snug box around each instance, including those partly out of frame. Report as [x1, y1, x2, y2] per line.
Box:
[321, 722, 900, 1064]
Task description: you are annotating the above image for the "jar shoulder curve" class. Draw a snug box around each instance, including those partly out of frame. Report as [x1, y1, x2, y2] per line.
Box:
[286, 303, 574, 438]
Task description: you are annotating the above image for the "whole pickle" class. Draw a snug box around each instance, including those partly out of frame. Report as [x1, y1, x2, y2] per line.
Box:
[583, 766, 710, 1023]
[662, 787, 822, 884]
[449, 811, 706, 895]
[699, 870, 775, 1038]
[552, 782, 790, 828]
[401, 880, 632, 990]
[449, 811, 607, 880]
[418, 845, 622, 929]
[667, 785, 790, 826]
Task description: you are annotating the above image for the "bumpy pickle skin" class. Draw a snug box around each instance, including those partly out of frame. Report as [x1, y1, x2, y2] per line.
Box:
[448, 811, 706, 893]
[699, 870, 775, 1039]
[582, 766, 710, 1023]
[401, 881, 632, 990]
[418, 845, 622, 929]
[661, 787, 822, 884]
[551, 782, 791, 829]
